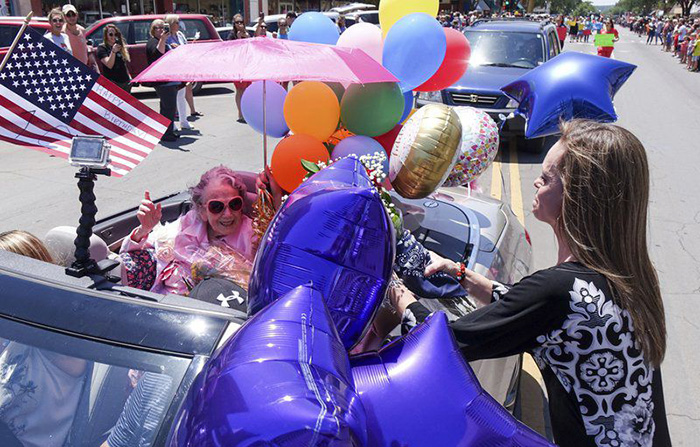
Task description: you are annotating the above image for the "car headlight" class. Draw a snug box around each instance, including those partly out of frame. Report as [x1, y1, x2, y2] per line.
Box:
[417, 91, 443, 103]
[506, 98, 519, 108]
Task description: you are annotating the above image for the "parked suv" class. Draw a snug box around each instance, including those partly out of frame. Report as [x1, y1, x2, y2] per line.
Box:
[0, 16, 51, 59]
[84, 14, 221, 93]
[417, 20, 562, 152]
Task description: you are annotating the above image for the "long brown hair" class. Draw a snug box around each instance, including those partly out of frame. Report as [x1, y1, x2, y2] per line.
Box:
[0, 230, 53, 263]
[557, 120, 666, 367]
[103, 24, 130, 63]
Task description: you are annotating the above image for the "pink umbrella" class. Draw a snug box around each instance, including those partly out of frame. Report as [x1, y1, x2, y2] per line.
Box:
[133, 37, 397, 167]
[133, 37, 397, 84]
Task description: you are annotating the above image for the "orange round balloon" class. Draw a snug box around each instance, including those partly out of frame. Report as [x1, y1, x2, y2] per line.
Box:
[271, 134, 330, 193]
[283, 81, 340, 142]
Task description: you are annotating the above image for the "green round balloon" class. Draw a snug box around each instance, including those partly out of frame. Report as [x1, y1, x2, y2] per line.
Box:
[340, 83, 404, 137]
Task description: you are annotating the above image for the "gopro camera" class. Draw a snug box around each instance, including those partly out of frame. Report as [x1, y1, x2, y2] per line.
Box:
[69, 136, 110, 169]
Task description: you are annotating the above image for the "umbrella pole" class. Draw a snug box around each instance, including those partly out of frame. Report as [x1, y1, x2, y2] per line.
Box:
[262, 80, 268, 168]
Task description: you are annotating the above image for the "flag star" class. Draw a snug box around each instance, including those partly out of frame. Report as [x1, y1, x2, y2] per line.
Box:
[49, 78, 56, 84]
[73, 66, 80, 73]
[17, 43, 24, 50]
[46, 95, 53, 102]
[62, 85, 69, 92]
[37, 96, 45, 103]
[59, 103, 66, 110]
[56, 94, 63, 101]
[40, 51, 46, 58]
[27, 70, 34, 77]
[29, 52, 38, 59]
[50, 104, 57, 111]
[33, 60, 41, 68]
[52, 59, 59, 66]
[55, 68, 62, 75]
[43, 87, 50, 93]
[67, 76, 74, 83]
[36, 41, 43, 49]
[46, 69, 53, 76]
[53, 86, 60, 93]
[12, 80, 19, 87]
[40, 78, 47, 85]
[27, 42, 34, 49]
[58, 77, 65, 84]
[21, 79, 28, 86]
[11, 53, 19, 60]
[70, 84, 77, 91]
[49, 51, 55, 57]
[25, 88, 33, 95]
[8, 72, 15, 79]
[17, 71, 25, 78]
[78, 84, 86, 90]
[75, 75, 83, 82]
[22, 33, 31, 40]
[62, 111, 69, 118]
[67, 102, 74, 109]
[61, 59, 68, 66]
[21, 52, 28, 59]
[6, 63, 13, 70]
[0, 73, 5, 80]
[73, 93, 81, 100]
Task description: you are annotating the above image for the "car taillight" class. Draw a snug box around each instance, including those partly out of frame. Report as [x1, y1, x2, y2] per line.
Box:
[525, 229, 532, 246]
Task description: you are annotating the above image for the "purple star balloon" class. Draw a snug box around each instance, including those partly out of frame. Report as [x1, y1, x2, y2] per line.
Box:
[169, 285, 367, 446]
[248, 156, 395, 350]
[350, 311, 556, 446]
[501, 52, 636, 139]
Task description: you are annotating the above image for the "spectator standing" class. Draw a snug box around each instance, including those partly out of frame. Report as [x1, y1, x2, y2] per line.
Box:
[286, 12, 297, 28]
[62, 5, 95, 68]
[254, 21, 267, 37]
[556, 16, 567, 49]
[337, 16, 347, 34]
[228, 14, 251, 124]
[568, 16, 578, 43]
[646, 20, 655, 45]
[276, 18, 289, 39]
[165, 14, 195, 131]
[146, 19, 178, 142]
[583, 17, 591, 43]
[97, 24, 131, 92]
[656, 20, 664, 45]
[44, 8, 72, 55]
[692, 33, 700, 72]
[597, 19, 619, 58]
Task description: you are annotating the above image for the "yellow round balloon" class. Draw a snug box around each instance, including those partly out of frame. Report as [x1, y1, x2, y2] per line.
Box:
[389, 104, 462, 199]
[283, 81, 340, 142]
[379, 0, 439, 37]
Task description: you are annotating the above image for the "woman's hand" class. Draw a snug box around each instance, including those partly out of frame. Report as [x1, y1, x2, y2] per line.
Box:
[388, 277, 417, 315]
[256, 166, 283, 209]
[112, 43, 122, 53]
[134, 191, 161, 242]
[424, 253, 493, 308]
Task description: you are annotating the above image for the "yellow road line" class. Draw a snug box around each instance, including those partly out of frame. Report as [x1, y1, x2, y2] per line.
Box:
[490, 152, 502, 201]
[508, 139, 525, 227]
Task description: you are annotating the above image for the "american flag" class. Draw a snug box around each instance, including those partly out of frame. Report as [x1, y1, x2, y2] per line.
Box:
[0, 26, 170, 177]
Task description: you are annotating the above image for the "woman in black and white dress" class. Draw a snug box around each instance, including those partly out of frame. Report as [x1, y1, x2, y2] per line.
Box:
[390, 119, 671, 447]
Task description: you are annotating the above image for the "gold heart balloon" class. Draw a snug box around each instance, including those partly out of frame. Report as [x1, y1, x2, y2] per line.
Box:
[389, 104, 462, 199]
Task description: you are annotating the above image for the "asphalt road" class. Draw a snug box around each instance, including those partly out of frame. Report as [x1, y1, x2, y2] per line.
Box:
[0, 26, 698, 444]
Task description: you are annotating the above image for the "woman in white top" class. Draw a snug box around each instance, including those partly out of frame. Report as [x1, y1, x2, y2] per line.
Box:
[165, 14, 201, 131]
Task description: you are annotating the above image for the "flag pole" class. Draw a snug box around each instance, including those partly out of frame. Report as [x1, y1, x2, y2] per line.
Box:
[0, 12, 33, 73]
[262, 79, 268, 168]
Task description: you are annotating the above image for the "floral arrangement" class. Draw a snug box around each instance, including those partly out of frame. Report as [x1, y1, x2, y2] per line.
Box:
[302, 151, 403, 234]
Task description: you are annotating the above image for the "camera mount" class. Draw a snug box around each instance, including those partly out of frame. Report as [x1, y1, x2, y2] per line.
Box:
[65, 137, 120, 279]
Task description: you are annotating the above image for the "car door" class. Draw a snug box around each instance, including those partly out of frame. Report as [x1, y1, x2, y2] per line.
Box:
[129, 19, 153, 78]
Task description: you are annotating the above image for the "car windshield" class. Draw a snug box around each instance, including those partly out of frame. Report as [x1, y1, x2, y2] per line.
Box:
[463, 30, 545, 69]
[0, 316, 190, 447]
[358, 12, 379, 25]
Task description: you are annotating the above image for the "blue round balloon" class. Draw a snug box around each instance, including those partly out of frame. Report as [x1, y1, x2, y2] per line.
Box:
[288, 12, 340, 45]
[241, 81, 289, 138]
[331, 136, 389, 175]
[400, 90, 414, 123]
[500, 52, 637, 139]
[170, 285, 368, 446]
[382, 13, 447, 92]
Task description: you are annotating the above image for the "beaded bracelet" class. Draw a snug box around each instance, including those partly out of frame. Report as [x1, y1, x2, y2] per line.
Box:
[455, 262, 466, 281]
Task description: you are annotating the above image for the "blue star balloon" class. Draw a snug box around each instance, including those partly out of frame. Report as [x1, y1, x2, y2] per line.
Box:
[169, 285, 368, 446]
[501, 52, 637, 139]
[248, 156, 395, 350]
[350, 311, 556, 446]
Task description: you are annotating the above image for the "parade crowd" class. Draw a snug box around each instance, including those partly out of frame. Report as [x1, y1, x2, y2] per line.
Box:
[626, 15, 700, 72]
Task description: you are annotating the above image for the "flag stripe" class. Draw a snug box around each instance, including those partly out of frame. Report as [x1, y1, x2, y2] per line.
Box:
[95, 76, 170, 127]
[0, 113, 72, 149]
[76, 106, 155, 152]
[91, 82, 169, 133]
[0, 88, 76, 139]
[86, 90, 163, 139]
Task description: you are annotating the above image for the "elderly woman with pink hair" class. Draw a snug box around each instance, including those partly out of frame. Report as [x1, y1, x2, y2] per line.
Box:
[120, 166, 280, 295]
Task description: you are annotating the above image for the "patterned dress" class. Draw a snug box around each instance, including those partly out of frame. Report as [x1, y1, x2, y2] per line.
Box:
[402, 262, 671, 447]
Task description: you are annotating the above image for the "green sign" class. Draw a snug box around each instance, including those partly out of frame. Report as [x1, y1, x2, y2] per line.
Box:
[595, 33, 615, 47]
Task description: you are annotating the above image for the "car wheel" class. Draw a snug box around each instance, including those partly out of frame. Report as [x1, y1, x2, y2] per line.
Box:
[191, 82, 203, 95]
[518, 136, 546, 154]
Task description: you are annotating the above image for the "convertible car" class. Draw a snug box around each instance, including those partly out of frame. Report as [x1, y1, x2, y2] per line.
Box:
[0, 173, 531, 446]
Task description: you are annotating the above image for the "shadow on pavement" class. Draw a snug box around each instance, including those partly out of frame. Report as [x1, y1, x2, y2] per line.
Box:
[160, 136, 199, 151]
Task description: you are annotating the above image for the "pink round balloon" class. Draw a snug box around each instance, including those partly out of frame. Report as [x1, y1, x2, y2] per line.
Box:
[337, 22, 384, 64]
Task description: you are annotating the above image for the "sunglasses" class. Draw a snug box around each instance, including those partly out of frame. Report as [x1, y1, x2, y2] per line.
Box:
[66, 12, 77, 17]
[154, 26, 164, 29]
[207, 197, 243, 214]
[234, 20, 244, 24]
[52, 18, 64, 23]
[107, 32, 117, 36]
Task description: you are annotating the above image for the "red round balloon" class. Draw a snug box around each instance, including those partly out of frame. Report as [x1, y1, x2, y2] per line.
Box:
[414, 28, 471, 92]
[373, 124, 402, 156]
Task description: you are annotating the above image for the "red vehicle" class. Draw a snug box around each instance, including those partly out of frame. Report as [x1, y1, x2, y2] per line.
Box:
[0, 17, 51, 60]
[84, 14, 221, 93]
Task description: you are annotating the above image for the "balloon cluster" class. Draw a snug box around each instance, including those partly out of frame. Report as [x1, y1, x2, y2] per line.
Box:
[238, 1, 497, 196]
[170, 285, 555, 447]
